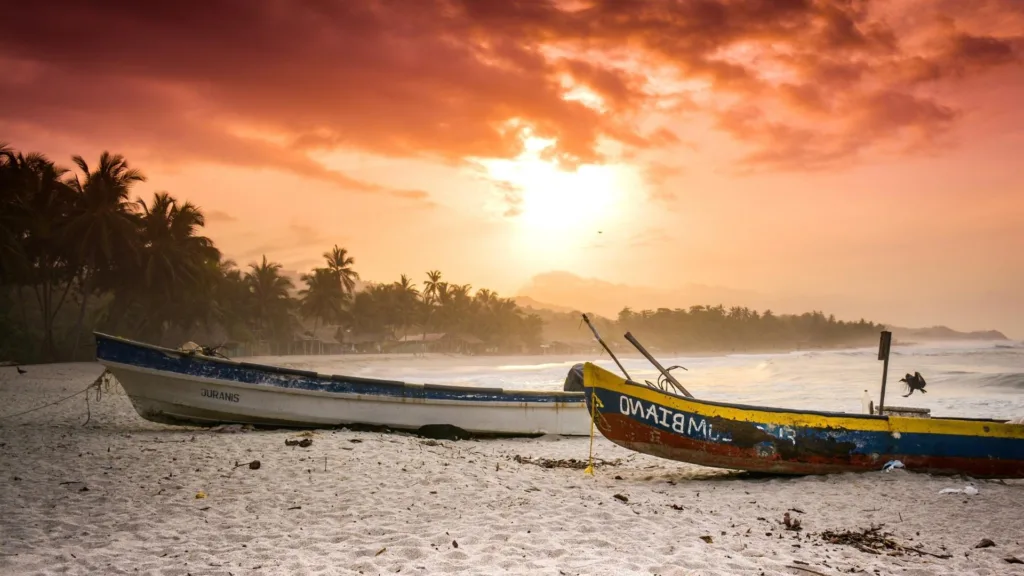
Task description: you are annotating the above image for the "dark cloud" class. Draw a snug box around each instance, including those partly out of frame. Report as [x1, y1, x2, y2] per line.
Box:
[0, 0, 1020, 179]
[946, 34, 1018, 72]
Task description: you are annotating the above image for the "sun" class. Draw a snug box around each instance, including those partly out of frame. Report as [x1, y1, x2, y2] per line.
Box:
[482, 137, 632, 239]
[514, 160, 621, 232]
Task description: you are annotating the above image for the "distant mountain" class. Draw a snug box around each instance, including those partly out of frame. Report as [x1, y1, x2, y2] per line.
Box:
[890, 326, 1009, 341]
[513, 296, 578, 314]
[515, 271, 768, 318]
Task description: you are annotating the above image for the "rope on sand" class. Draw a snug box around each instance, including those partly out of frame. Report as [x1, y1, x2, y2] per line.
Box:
[0, 369, 113, 424]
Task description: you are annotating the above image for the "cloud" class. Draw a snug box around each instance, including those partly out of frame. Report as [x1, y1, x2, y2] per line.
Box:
[644, 162, 685, 202]
[0, 0, 1020, 178]
[627, 229, 673, 248]
[205, 210, 237, 223]
[492, 180, 524, 218]
[234, 222, 334, 265]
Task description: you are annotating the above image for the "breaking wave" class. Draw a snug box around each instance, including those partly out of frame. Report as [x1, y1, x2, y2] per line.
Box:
[959, 372, 1024, 390]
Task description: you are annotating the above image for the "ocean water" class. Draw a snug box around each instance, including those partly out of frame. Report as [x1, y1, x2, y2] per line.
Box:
[260, 340, 1024, 421]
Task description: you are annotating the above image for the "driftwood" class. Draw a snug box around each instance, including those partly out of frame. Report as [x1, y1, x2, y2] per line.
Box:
[513, 455, 623, 470]
[820, 524, 951, 559]
[785, 565, 829, 576]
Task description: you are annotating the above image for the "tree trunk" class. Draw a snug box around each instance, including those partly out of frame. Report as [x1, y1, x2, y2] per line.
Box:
[15, 284, 30, 334]
[49, 279, 74, 359]
[312, 316, 320, 355]
[38, 259, 57, 361]
[69, 271, 93, 361]
[42, 281, 56, 361]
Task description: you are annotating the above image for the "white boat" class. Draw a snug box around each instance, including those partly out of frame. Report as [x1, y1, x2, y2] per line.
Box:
[94, 332, 591, 436]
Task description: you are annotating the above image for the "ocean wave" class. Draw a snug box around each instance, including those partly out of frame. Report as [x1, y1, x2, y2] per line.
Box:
[994, 342, 1023, 349]
[942, 371, 1024, 389]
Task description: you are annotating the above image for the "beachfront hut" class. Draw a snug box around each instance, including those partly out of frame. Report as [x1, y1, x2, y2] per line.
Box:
[541, 340, 600, 355]
[346, 331, 389, 353]
[448, 333, 485, 355]
[391, 333, 486, 355]
[391, 333, 445, 354]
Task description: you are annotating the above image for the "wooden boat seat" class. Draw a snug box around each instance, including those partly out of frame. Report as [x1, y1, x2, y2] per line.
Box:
[879, 405, 931, 418]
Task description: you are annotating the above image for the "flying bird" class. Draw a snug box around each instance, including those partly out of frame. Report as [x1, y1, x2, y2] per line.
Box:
[16, 366, 27, 375]
[900, 372, 927, 397]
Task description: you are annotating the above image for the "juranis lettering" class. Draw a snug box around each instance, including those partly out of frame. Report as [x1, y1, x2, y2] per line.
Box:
[201, 388, 240, 403]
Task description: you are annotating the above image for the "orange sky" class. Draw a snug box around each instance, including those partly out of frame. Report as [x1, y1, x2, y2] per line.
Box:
[2, 0, 1022, 336]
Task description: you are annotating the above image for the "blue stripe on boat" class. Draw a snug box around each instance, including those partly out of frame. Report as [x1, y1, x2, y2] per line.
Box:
[96, 333, 584, 404]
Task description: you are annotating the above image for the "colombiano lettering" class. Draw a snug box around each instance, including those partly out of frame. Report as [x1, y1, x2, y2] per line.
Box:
[616, 395, 722, 441]
[658, 407, 672, 428]
[687, 417, 706, 437]
[672, 413, 686, 433]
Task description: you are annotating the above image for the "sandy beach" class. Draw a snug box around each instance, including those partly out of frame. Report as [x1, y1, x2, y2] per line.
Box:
[1, 362, 1022, 576]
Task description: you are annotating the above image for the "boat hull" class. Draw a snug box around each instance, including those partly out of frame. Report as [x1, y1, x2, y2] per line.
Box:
[580, 363, 1024, 478]
[95, 333, 590, 436]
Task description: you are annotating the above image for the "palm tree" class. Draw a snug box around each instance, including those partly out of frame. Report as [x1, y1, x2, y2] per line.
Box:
[0, 143, 27, 287]
[440, 283, 472, 336]
[65, 151, 145, 357]
[392, 274, 420, 338]
[419, 270, 443, 341]
[127, 192, 220, 339]
[213, 260, 254, 343]
[323, 245, 359, 296]
[423, 270, 443, 304]
[474, 288, 495, 306]
[245, 255, 295, 349]
[7, 151, 77, 359]
[299, 267, 344, 342]
[136, 192, 218, 287]
[519, 312, 544, 350]
[0, 146, 31, 359]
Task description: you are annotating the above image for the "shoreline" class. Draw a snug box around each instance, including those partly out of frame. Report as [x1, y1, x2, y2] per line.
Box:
[12, 336, 1015, 369]
[9, 342, 878, 369]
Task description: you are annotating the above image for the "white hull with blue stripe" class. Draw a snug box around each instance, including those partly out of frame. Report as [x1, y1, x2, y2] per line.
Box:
[94, 333, 591, 436]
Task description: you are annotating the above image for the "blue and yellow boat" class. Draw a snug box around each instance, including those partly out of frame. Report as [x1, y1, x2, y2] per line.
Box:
[571, 362, 1024, 478]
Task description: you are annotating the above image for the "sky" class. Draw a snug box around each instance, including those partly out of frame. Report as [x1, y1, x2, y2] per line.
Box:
[1, 0, 1022, 336]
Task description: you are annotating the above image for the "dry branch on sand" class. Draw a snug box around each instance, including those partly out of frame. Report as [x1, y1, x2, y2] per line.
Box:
[820, 524, 951, 559]
[512, 455, 623, 469]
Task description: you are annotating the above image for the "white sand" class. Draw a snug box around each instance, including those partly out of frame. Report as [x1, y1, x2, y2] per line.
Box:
[1, 363, 1022, 576]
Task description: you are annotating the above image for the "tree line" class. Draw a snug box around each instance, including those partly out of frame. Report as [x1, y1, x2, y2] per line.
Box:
[0, 143, 542, 362]
[611, 306, 884, 351]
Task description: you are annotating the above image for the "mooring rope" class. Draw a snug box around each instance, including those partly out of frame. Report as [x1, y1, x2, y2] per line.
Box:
[0, 369, 112, 424]
[584, 387, 604, 476]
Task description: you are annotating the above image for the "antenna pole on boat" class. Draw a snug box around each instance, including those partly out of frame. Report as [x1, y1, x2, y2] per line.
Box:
[624, 332, 694, 398]
[877, 330, 892, 414]
[581, 314, 632, 381]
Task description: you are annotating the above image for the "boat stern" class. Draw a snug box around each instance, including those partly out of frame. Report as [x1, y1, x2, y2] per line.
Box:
[563, 363, 585, 392]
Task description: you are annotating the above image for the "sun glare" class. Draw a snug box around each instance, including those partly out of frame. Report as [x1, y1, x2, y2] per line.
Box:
[481, 136, 639, 266]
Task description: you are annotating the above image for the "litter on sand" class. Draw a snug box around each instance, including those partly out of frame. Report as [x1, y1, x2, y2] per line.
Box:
[882, 460, 905, 472]
[938, 485, 979, 495]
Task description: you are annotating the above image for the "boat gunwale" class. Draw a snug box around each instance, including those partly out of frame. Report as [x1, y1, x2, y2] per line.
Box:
[105, 361, 586, 406]
[583, 362, 1012, 424]
[94, 332, 586, 401]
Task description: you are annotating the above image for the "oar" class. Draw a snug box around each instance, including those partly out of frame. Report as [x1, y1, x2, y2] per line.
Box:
[624, 332, 694, 398]
[581, 314, 631, 381]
